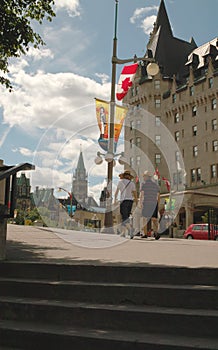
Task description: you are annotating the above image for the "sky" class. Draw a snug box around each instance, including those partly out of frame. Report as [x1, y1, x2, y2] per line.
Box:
[0, 0, 217, 203]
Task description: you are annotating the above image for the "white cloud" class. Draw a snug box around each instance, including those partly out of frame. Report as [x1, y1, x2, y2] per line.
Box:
[18, 147, 34, 157]
[26, 47, 54, 61]
[130, 6, 158, 24]
[0, 66, 110, 133]
[54, 0, 81, 17]
[141, 15, 157, 35]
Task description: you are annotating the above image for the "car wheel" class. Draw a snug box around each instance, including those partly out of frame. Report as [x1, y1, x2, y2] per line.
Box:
[187, 235, 193, 239]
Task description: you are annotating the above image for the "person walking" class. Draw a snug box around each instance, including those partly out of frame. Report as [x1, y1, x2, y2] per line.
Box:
[114, 170, 138, 237]
[139, 170, 160, 240]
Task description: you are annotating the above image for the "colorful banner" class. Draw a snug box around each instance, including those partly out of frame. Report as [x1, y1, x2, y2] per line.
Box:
[114, 104, 128, 143]
[95, 98, 109, 152]
[95, 98, 109, 139]
[95, 98, 128, 152]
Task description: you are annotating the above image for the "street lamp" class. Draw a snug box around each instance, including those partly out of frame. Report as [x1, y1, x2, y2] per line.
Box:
[58, 187, 73, 218]
[95, 151, 127, 167]
[100, 0, 159, 233]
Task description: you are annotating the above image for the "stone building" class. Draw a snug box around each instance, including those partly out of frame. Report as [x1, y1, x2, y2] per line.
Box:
[124, 0, 218, 228]
[16, 173, 32, 211]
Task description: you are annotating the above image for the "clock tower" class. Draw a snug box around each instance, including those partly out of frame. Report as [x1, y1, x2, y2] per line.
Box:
[72, 149, 88, 205]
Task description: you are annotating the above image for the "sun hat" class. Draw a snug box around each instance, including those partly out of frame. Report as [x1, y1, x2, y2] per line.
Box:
[120, 170, 134, 179]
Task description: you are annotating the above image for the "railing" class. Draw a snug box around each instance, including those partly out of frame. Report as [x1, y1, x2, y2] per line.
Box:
[0, 163, 35, 220]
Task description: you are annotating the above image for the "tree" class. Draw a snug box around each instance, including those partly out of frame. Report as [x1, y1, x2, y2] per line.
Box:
[0, 0, 56, 90]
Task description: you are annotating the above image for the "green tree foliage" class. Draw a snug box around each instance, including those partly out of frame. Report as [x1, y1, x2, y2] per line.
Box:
[14, 207, 41, 225]
[0, 0, 56, 90]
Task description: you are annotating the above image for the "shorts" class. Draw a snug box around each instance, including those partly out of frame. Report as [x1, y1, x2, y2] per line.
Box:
[142, 203, 158, 219]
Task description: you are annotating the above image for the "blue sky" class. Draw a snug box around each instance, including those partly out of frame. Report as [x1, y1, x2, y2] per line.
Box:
[0, 0, 217, 202]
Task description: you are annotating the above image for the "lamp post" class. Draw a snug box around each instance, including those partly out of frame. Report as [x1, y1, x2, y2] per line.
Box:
[58, 187, 73, 218]
[99, 0, 159, 233]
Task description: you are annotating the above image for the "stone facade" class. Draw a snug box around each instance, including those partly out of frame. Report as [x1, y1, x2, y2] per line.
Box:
[124, 0, 218, 229]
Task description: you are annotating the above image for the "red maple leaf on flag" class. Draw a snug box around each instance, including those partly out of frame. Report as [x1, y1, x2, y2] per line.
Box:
[121, 77, 133, 92]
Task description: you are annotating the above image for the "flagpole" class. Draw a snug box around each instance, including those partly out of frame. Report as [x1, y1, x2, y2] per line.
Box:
[103, 0, 118, 232]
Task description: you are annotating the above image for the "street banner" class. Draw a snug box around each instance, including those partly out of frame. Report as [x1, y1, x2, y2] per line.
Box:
[95, 98, 109, 151]
[95, 98, 109, 140]
[95, 99, 128, 152]
[114, 104, 128, 143]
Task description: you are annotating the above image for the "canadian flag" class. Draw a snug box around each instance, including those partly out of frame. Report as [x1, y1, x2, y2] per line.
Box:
[154, 168, 160, 179]
[116, 63, 138, 101]
[162, 177, 171, 192]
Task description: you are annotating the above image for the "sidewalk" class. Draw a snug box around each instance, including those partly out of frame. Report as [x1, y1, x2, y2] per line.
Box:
[5, 224, 218, 268]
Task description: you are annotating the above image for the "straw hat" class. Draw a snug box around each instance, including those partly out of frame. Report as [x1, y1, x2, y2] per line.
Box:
[119, 170, 134, 179]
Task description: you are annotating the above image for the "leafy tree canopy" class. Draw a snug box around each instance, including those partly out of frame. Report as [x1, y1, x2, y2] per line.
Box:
[0, 0, 56, 90]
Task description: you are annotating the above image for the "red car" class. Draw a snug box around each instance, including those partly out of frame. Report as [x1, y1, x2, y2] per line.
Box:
[184, 224, 218, 240]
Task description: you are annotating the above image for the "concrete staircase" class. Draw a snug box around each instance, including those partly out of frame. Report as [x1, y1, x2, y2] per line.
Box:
[0, 262, 218, 349]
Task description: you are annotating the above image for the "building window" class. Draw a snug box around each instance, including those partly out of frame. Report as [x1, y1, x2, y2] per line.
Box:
[191, 169, 196, 182]
[211, 164, 217, 178]
[189, 86, 194, 96]
[130, 157, 134, 168]
[175, 131, 180, 142]
[212, 119, 217, 130]
[130, 121, 133, 130]
[155, 116, 161, 126]
[136, 156, 140, 166]
[192, 105, 197, 116]
[131, 87, 135, 97]
[136, 137, 141, 148]
[154, 80, 160, 89]
[197, 168, 201, 181]
[130, 139, 133, 148]
[205, 142, 208, 152]
[212, 140, 218, 152]
[135, 86, 139, 95]
[175, 151, 179, 161]
[155, 98, 161, 109]
[172, 93, 176, 103]
[155, 153, 161, 164]
[155, 135, 161, 145]
[174, 112, 180, 123]
[136, 120, 141, 129]
[192, 125, 197, 136]
[193, 145, 198, 157]
[212, 98, 217, 110]
[208, 77, 213, 88]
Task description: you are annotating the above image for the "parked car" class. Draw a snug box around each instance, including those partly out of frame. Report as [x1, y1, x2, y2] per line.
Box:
[184, 224, 218, 240]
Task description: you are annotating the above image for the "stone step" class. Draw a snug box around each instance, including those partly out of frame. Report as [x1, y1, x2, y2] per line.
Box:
[1, 262, 218, 285]
[0, 320, 218, 350]
[0, 278, 218, 309]
[1, 262, 218, 349]
[0, 297, 218, 339]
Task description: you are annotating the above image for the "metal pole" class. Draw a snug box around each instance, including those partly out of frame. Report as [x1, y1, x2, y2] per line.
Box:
[103, 0, 118, 232]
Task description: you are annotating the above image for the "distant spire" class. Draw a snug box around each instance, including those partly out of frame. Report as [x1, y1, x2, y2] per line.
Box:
[76, 150, 85, 172]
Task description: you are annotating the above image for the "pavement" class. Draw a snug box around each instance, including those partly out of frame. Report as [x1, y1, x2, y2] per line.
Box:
[5, 224, 218, 267]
